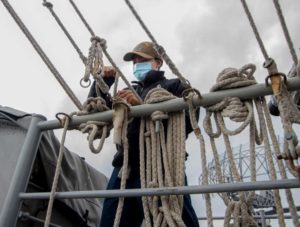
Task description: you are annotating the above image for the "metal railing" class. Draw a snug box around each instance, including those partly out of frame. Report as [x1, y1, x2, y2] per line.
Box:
[1, 77, 300, 227]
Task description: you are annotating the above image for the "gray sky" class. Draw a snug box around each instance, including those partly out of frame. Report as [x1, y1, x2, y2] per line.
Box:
[1, 0, 300, 225]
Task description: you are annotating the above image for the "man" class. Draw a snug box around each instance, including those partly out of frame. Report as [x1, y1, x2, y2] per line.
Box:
[89, 41, 200, 227]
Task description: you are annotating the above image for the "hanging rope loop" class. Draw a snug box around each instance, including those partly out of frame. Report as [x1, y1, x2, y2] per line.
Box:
[55, 112, 72, 127]
[112, 97, 130, 145]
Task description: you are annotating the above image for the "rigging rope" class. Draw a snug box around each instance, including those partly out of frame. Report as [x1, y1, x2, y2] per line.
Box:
[42, 0, 87, 64]
[185, 91, 213, 227]
[272, 0, 298, 67]
[240, 0, 269, 61]
[1, 0, 83, 110]
[124, 0, 191, 88]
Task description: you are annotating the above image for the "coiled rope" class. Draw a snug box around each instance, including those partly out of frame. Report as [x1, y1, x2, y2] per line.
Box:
[77, 97, 112, 154]
[124, 0, 191, 88]
[1, 0, 83, 110]
[139, 87, 187, 227]
[203, 64, 286, 227]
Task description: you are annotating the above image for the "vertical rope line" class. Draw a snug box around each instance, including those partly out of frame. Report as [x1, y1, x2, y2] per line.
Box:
[42, 0, 86, 64]
[44, 116, 70, 227]
[68, 0, 95, 36]
[1, 0, 83, 110]
[262, 100, 300, 227]
[255, 98, 286, 227]
[240, 0, 269, 60]
[272, 0, 298, 66]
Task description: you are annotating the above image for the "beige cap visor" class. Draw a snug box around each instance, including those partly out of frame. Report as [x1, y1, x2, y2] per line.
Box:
[123, 51, 154, 61]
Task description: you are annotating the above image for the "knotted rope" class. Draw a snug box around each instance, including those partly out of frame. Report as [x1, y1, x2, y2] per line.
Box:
[67, 0, 142, 103]
[80, 36, 109, 95]
[77, 97, 112, 154]
[111, 98, 131, 227]
[184, 89, 213, 227]
[139, 87, 186, 227]
[203, 64, 286, 227]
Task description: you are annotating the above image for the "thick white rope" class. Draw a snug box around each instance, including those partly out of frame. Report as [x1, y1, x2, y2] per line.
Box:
[203, 64, 271, 227]
[112, 98, 130, 227]
[77, 97, 112, 154]
[139, 87, 187, 226]
[1, 0, 83, 110]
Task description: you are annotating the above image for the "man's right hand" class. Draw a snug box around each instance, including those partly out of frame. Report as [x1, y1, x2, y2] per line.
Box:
[116, 90, 141, 106]
[102, 66, 116, 78]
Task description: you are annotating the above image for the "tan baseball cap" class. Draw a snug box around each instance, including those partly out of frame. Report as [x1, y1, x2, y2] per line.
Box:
[123, 41, 162, 61]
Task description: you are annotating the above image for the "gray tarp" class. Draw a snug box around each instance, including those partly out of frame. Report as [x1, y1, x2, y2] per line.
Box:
[0, 106, 107, 227]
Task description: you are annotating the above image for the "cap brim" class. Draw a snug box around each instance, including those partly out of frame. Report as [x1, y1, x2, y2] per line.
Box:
[123, 51, 154, 61]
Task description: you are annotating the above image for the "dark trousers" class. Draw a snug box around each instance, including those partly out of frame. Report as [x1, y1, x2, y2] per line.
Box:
[100, 167, 200, 227]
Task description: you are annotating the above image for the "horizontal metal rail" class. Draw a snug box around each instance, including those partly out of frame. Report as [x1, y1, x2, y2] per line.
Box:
[38, 77, 300, 131]
[19, 179, 300, 200]
[197, 215, 294, 220]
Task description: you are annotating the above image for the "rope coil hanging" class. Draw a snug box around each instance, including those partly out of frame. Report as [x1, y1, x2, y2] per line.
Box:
[203, 64, 287, 227]
[138, 87, 187, 227]
[77, 97, 112, 154]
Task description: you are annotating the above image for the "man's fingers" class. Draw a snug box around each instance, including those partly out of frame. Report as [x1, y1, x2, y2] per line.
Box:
[103, 66, 116, 78]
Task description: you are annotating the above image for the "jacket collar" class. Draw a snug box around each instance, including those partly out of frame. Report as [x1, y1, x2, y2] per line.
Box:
[132, 70, 165, 87]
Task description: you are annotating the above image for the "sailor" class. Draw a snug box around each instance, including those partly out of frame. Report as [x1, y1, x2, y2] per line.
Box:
[89, 41, 200, 227]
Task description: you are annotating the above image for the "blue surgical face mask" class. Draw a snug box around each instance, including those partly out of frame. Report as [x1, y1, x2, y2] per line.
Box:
[133, 61, 152, 81]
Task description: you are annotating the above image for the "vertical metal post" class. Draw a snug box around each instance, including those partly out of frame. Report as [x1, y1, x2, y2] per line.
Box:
[0, 114, 46, 227]
[260, 210, 267, 227]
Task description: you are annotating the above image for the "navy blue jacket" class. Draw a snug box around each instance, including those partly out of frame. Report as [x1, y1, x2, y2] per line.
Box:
[88, 70, 199, 174]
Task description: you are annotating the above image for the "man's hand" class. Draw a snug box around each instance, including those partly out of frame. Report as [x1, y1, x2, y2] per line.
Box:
[117, 90, 141, 106]
[102, 66, 116, 78]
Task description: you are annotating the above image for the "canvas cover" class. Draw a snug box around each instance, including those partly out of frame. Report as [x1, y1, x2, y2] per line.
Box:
[0, 106, 107, 227]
